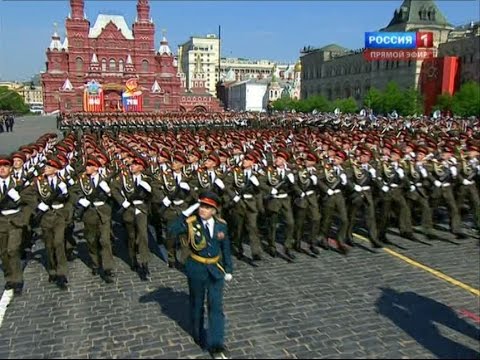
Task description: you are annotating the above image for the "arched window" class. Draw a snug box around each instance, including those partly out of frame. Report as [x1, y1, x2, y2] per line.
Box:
[109, 59, 116, 71]
[119, 59, 124, 72]
[75, 57, 83, 72]
[142, 60, 149, 72]
[101, 59, 107, 72]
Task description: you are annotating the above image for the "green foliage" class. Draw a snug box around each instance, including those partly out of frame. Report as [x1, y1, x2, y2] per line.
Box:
[332, 97, 358, 114]
[451, 81, 480, 117]
[271, 94, 352, 114]
[363, 82, 423, 116]
[433, 93, 454, 112]
[0, 87, 30, 114]
[363, 88, 383, 114]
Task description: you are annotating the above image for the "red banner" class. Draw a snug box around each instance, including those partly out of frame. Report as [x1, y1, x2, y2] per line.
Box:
[83, 92, 105, 112]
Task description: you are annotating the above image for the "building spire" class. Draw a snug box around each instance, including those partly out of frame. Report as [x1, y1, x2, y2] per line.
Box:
[49, 22, 62, 51]
[158, 29, 172, 55]
[70, 0, 84, 20]
[136, 0, 150, 23]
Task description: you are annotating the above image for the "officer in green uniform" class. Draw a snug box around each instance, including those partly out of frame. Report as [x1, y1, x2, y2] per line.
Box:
[74, 156, 115, 283]
[0, 155, 36, 295]
[169, 191, 233, 359]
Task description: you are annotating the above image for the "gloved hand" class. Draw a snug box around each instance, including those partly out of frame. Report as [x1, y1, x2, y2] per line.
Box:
[271, 188, 278, 195]
[310, 174, 318, 185]
[327, 189, 334, 196]
[7, 188, 20, 202]
[214, 178, 225, 190]
[354, 184, 362, 192]
[38, 202, 49, 212]
[224, 273, 233, 282]
[287, 173, 295, 183]
[138, 180, 152, 192]
[182, 202, 200, 217]
[249, 175, 259, 186]
[162, 196, 172, 207]
[300, 192, 306, 198]
[78, 198, 91, 208]
[450, 166, 457, 177]
[368, 168, 377, 177]
[233, 195, 241, 203]
[58, 182, 68, 195]
[381, 185, 389, 193]
[122, 200, 131, 209]
[99, 180, 111, 194]
[396, 168, 404, 179]
[434, 180, 442, 187]
[410, 185, 416, 192]
[179, 182, 190, 191]
[462, 179, 473, 186]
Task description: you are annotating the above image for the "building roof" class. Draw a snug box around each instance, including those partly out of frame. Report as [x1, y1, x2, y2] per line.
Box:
[383, 0, 452, 30]
[89, 14, 134, 40]
[317, 44, 349, 52]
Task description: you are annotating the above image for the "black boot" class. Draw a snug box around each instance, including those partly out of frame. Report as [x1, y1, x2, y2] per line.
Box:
[104, 270, 114, 284]
[309, 246, 320, 255]
[285, 248, 296, 261]
[56, 276, 68, 290]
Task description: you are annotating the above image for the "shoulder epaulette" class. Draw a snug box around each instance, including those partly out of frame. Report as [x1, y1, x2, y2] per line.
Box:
[215, 216, 227, 224]
[186, 215, 197, 224]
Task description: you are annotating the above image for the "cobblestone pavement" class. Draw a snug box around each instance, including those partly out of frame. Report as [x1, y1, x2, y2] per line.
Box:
[0, 115, 59, 154]
[0, 223, 478, 359]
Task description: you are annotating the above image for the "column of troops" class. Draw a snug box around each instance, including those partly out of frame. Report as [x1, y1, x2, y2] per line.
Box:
[1, 115, 479, 295]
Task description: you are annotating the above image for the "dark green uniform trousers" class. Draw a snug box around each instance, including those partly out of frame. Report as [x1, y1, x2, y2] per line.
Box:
[456, 184, 480, 230]
[405, 189, 434, 236]
[229, 199, 262, 256]
[430, 186, 461, 234]
[320, 192, 348, 243]
[0, 213, 24, 285]
[378, 188, 413, 240]
[123, 208, 150, 266]
[164, 204, 189, 263]
[266, 198, 294, 251]
[347, 190, 378, 243]
[293, 194, 321, 248]
[40, 210, 68, 277]
[83, 206, 114, 271]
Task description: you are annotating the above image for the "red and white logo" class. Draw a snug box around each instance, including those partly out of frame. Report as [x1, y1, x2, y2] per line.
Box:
[416, 32, 434, 48]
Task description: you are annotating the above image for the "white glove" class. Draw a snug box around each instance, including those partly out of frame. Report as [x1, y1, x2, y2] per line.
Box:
[434, 180, 442, 187]
[300, 192, 306, 198]
[179, 182, 190, 191]
[68, 178, 75, 186]
[396, 168, 404, 179]
[340, 173, 347, 185]
[450, 166, 457, 177]
[249, 175, 259, 186]
[233, 195, 241, 203]
[78, 198, 91, 208]
[462, 179, 473, 186]
[214, 178, 225, 190]
[99, 180, 111, 194]
[419, 167, 428, 178]
[381, 185, 389, 193]
[58, 182, 68, 194]
[287, 173, 295, 183]
[7, 188, 20, 202]
[271, 188, 278, 195]
[354, 184, 362, 192]
[138, 180, 152, 192]
[182, 202, 200, 217]
[410, 185, 416, 192]
[327, 189, 334, 196]
[122, 200, 131, 209]
[162, 196, 172, 207]
[368, 168, 377, 178]
[135, 208, 142, 216]
[224, 273, 233, 282]
[38, 202, 49, 212]
[310, 174, 318, 185]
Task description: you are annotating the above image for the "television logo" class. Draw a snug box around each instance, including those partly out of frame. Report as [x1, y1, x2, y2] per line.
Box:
[365, 32, 433, 49]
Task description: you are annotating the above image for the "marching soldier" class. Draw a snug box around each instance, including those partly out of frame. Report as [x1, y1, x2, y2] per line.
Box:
[318, 151, 350, 255]
[169, 191, 233, 359]
[223, 151, 263, 261]
[456, 144, 480, 232]
[345, 148, 383, 248]
[264, 150, 297, 260]
[0, 155, 36, 295]
[159, 152, 197, 268]
[112, 155, 153, 280]
[292, 152, 322, 254]
[33, 155, 71, 289]
[74, 156, 115, 283]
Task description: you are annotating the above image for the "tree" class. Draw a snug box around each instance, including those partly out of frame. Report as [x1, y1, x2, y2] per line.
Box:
[332, 97, 358, 114]
[0, 87, 29, 114]
[451, 81, 480, 117]
[399, 87, 423, 116]
[382, 81, 403, 115]
[363, 88, 383, 114]
[433, 93, 454, 113]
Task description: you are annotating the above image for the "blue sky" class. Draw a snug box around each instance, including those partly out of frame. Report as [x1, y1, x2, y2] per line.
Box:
[0, 0, 478, 81]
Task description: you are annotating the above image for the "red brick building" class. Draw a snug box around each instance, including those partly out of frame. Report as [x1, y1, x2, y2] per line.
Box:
[41, 0, 222, 114]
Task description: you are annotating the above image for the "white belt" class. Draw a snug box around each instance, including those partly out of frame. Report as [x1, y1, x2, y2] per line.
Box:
[93, 201, 105, 207]
[132, 200, 144, 205]
[332, 189, 341, 194]
[361, 186, 371, 191]
[415, 183, 423, 187]
[305, 190, 316, 196]
[1, 209, 20, 216]
[242, 194, 254, 199]
[273, 193, 289, 199]
[390, 184, 399, 188]
[442, 183, 451, 188]
[51, 204, 64, 210]
[173, 200, 184, 205]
